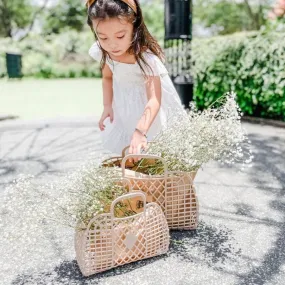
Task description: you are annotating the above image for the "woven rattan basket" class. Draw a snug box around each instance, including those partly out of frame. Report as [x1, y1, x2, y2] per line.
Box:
[75, 191, 170, 277]
[101, 148, 199, 230]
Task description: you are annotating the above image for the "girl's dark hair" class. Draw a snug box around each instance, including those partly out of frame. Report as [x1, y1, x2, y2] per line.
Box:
[87, 0, 164, 76]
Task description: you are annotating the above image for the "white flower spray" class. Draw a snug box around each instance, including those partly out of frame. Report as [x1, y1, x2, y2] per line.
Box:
[136, 92, 253, 174]
[0, 158, 127, 280]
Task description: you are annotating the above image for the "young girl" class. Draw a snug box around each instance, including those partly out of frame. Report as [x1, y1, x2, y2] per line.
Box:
[86, 0, 185, 159]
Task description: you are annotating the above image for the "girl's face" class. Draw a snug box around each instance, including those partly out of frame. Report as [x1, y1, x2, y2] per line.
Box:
[92, 17, 134, 57]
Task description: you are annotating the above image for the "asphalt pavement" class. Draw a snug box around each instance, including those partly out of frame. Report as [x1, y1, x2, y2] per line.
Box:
[0, 117, 284, 285]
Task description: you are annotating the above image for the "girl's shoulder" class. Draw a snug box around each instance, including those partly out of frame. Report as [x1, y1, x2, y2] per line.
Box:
[89, 42, 102, 62]
[142, 50, 168, 77]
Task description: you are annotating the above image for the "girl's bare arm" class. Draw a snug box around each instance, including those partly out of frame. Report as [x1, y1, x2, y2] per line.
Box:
[102, 64, 113, 107]
[136, 76, 162, 134]
[98, 64, 114, 131]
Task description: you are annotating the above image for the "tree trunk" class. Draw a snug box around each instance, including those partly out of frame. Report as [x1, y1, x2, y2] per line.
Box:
[243, 0, 262, 30]
[19, 0, 50, 41]
[0, 0, 13, 37]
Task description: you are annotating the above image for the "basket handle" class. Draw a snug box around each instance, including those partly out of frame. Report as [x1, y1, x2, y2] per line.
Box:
[101, 156, 122, 166]
[121, 154, 168, 177]
[85, 178, 133, 231]
[122, 146, 130, 158]
[110, 191, 147, 219]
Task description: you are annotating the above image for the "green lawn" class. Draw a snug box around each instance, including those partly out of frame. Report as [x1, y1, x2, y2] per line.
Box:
[0, 78, 103, 120]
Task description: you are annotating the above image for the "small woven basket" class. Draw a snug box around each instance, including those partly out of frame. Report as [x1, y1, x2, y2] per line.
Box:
[101, 147, 199, 230]
[75, 190, 170, 277]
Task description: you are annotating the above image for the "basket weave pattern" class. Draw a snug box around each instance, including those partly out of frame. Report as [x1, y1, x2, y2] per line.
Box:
[120, 154, 199, 230]
[75, 191, 169, 276]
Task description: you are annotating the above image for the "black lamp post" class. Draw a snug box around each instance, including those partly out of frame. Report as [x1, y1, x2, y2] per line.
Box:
[164, 0, 193, 109]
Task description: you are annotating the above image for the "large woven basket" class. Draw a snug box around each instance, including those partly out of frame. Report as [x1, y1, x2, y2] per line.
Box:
[102, 148, 199, 230]
[75, 191, 169, 277]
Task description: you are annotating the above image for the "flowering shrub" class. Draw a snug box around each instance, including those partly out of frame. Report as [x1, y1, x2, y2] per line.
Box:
[268, 0, 285, 32]
[192, 31, 285, 121]
[269, 0, 285, 19]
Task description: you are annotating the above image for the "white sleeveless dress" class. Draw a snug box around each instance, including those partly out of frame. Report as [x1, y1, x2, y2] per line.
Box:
[89, 42, 186, 155]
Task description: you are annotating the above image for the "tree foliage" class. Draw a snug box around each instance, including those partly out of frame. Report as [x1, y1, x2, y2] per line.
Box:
[42, 0, 86, 35]
[193, 0, 272, 35]
[192, 31, 285, 120]
[0, 0, 34, 37]
[141, 0, 164, 43]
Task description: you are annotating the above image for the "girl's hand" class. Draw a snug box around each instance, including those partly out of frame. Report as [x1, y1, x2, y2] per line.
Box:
[129, 130, 147, 162]
[99, 106, 114, 131]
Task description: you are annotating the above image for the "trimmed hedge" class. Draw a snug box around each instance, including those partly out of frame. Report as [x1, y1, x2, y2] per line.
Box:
[192, 31, 285, 121]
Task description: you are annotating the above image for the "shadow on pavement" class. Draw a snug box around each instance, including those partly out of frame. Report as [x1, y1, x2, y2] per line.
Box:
[0, 125, 101, 191]
[170, 221, 241, 265]
[234, 133, 285, 285]
[11, 221, 240, 284]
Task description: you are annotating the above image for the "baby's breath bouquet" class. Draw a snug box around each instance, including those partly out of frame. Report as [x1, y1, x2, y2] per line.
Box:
[134, 92, 253, 175]
[52, 165, 140, 230]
